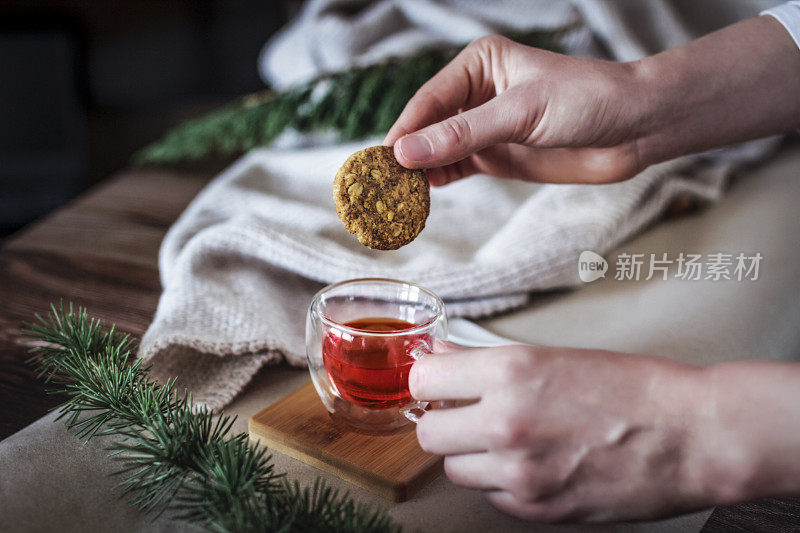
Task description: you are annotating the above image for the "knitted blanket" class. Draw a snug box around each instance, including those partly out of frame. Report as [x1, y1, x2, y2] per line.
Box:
[139, 0, 779, 408]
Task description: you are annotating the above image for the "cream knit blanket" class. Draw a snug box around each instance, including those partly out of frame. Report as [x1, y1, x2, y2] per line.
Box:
[139, 0, 780, 408]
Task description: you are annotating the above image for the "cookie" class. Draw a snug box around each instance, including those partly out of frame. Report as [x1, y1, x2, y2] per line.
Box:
[333, 145, 429, 250]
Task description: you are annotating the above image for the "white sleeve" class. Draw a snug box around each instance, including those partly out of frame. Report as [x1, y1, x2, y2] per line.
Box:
[762, 1, 800, 50]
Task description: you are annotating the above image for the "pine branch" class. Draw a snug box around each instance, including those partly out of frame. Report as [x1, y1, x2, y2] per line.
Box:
[132, 30, 563, 166]
[25, 303, 400, 533]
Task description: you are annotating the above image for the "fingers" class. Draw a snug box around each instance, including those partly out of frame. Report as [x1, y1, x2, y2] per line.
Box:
[485, 491, 570, 522]
[409, 349, 488, 400]
[416, 403, 489, 454]
[393, 94, 530, 169]
[383, 36, 500, 146]
[425, 159, 479, 186]
[427, 144, 641, 185]
[384, 35, 532, 171]
[446, 453, 565, 503]
[410, 346, 531, 400]
[510, 145, 642, 184]
[443, 453, 504, 491]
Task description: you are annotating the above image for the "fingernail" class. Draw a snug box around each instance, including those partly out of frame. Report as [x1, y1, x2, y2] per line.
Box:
[398, 134, 432, 162]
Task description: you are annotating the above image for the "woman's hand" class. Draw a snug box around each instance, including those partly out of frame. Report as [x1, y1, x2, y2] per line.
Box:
[410, 344, 753, 522]
[384, 35, 648, 186]
[386, 17, 800, 187]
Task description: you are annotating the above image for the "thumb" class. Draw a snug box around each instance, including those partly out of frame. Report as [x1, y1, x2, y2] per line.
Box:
[393, 92, 531, 168]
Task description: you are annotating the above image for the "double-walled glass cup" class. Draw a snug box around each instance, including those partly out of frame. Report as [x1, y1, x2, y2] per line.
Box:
[306, 278, 447, 432]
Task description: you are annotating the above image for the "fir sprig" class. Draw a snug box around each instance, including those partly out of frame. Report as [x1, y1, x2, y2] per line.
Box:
[26, 303, 400, 533]
[132, 30, 563, 166]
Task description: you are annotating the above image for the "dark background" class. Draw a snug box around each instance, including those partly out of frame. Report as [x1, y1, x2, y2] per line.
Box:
[0, 0, 296, 236]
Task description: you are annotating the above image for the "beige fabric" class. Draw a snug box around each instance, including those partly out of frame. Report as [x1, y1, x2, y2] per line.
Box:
[0, 412, 193, 533]
[4, 146, 795, 532]
[139, 135, 783, 409]
[139, 0, 784, 409]
[259, 0, 780, 88]
[481, 148, 800, 365]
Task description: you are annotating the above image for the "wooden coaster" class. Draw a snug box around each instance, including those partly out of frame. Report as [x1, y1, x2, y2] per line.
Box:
[249, 381, 443, 502]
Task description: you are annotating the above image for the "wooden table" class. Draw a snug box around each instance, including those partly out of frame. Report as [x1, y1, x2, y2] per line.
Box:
[0, 167, 796, 531]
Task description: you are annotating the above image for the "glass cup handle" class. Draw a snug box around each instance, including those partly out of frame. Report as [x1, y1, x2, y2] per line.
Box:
[408, 340, 431, 362]
[401, 340, 434, 423]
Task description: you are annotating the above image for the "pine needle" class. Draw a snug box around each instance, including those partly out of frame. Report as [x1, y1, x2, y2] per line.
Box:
[132, 30, 562, 166]
[25, 302, 399, 533]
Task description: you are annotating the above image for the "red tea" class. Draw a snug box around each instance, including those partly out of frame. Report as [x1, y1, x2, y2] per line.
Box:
[322, 317, 430, 409]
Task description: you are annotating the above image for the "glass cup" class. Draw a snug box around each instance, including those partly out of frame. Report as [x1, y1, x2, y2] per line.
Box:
[306, 278, 447, 432]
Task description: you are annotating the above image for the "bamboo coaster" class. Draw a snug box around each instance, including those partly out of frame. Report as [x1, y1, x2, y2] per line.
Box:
[249, 381, 443, 502]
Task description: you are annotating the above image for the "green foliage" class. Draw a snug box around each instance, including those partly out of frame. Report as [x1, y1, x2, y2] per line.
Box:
[26, 303, 400, 533]
[132, 31, 562, 166]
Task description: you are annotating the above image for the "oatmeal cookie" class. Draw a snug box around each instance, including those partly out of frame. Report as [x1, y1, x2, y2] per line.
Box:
[333, 145, 429, 250]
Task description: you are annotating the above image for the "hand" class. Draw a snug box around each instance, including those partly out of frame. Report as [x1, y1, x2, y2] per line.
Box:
[385, 17, 800, 187]
[384, 35, 647, 186]
[410, 344, 718, 522]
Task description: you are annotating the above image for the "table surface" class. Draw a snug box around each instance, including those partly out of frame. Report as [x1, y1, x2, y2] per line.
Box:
[0, 165, 797, 531]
